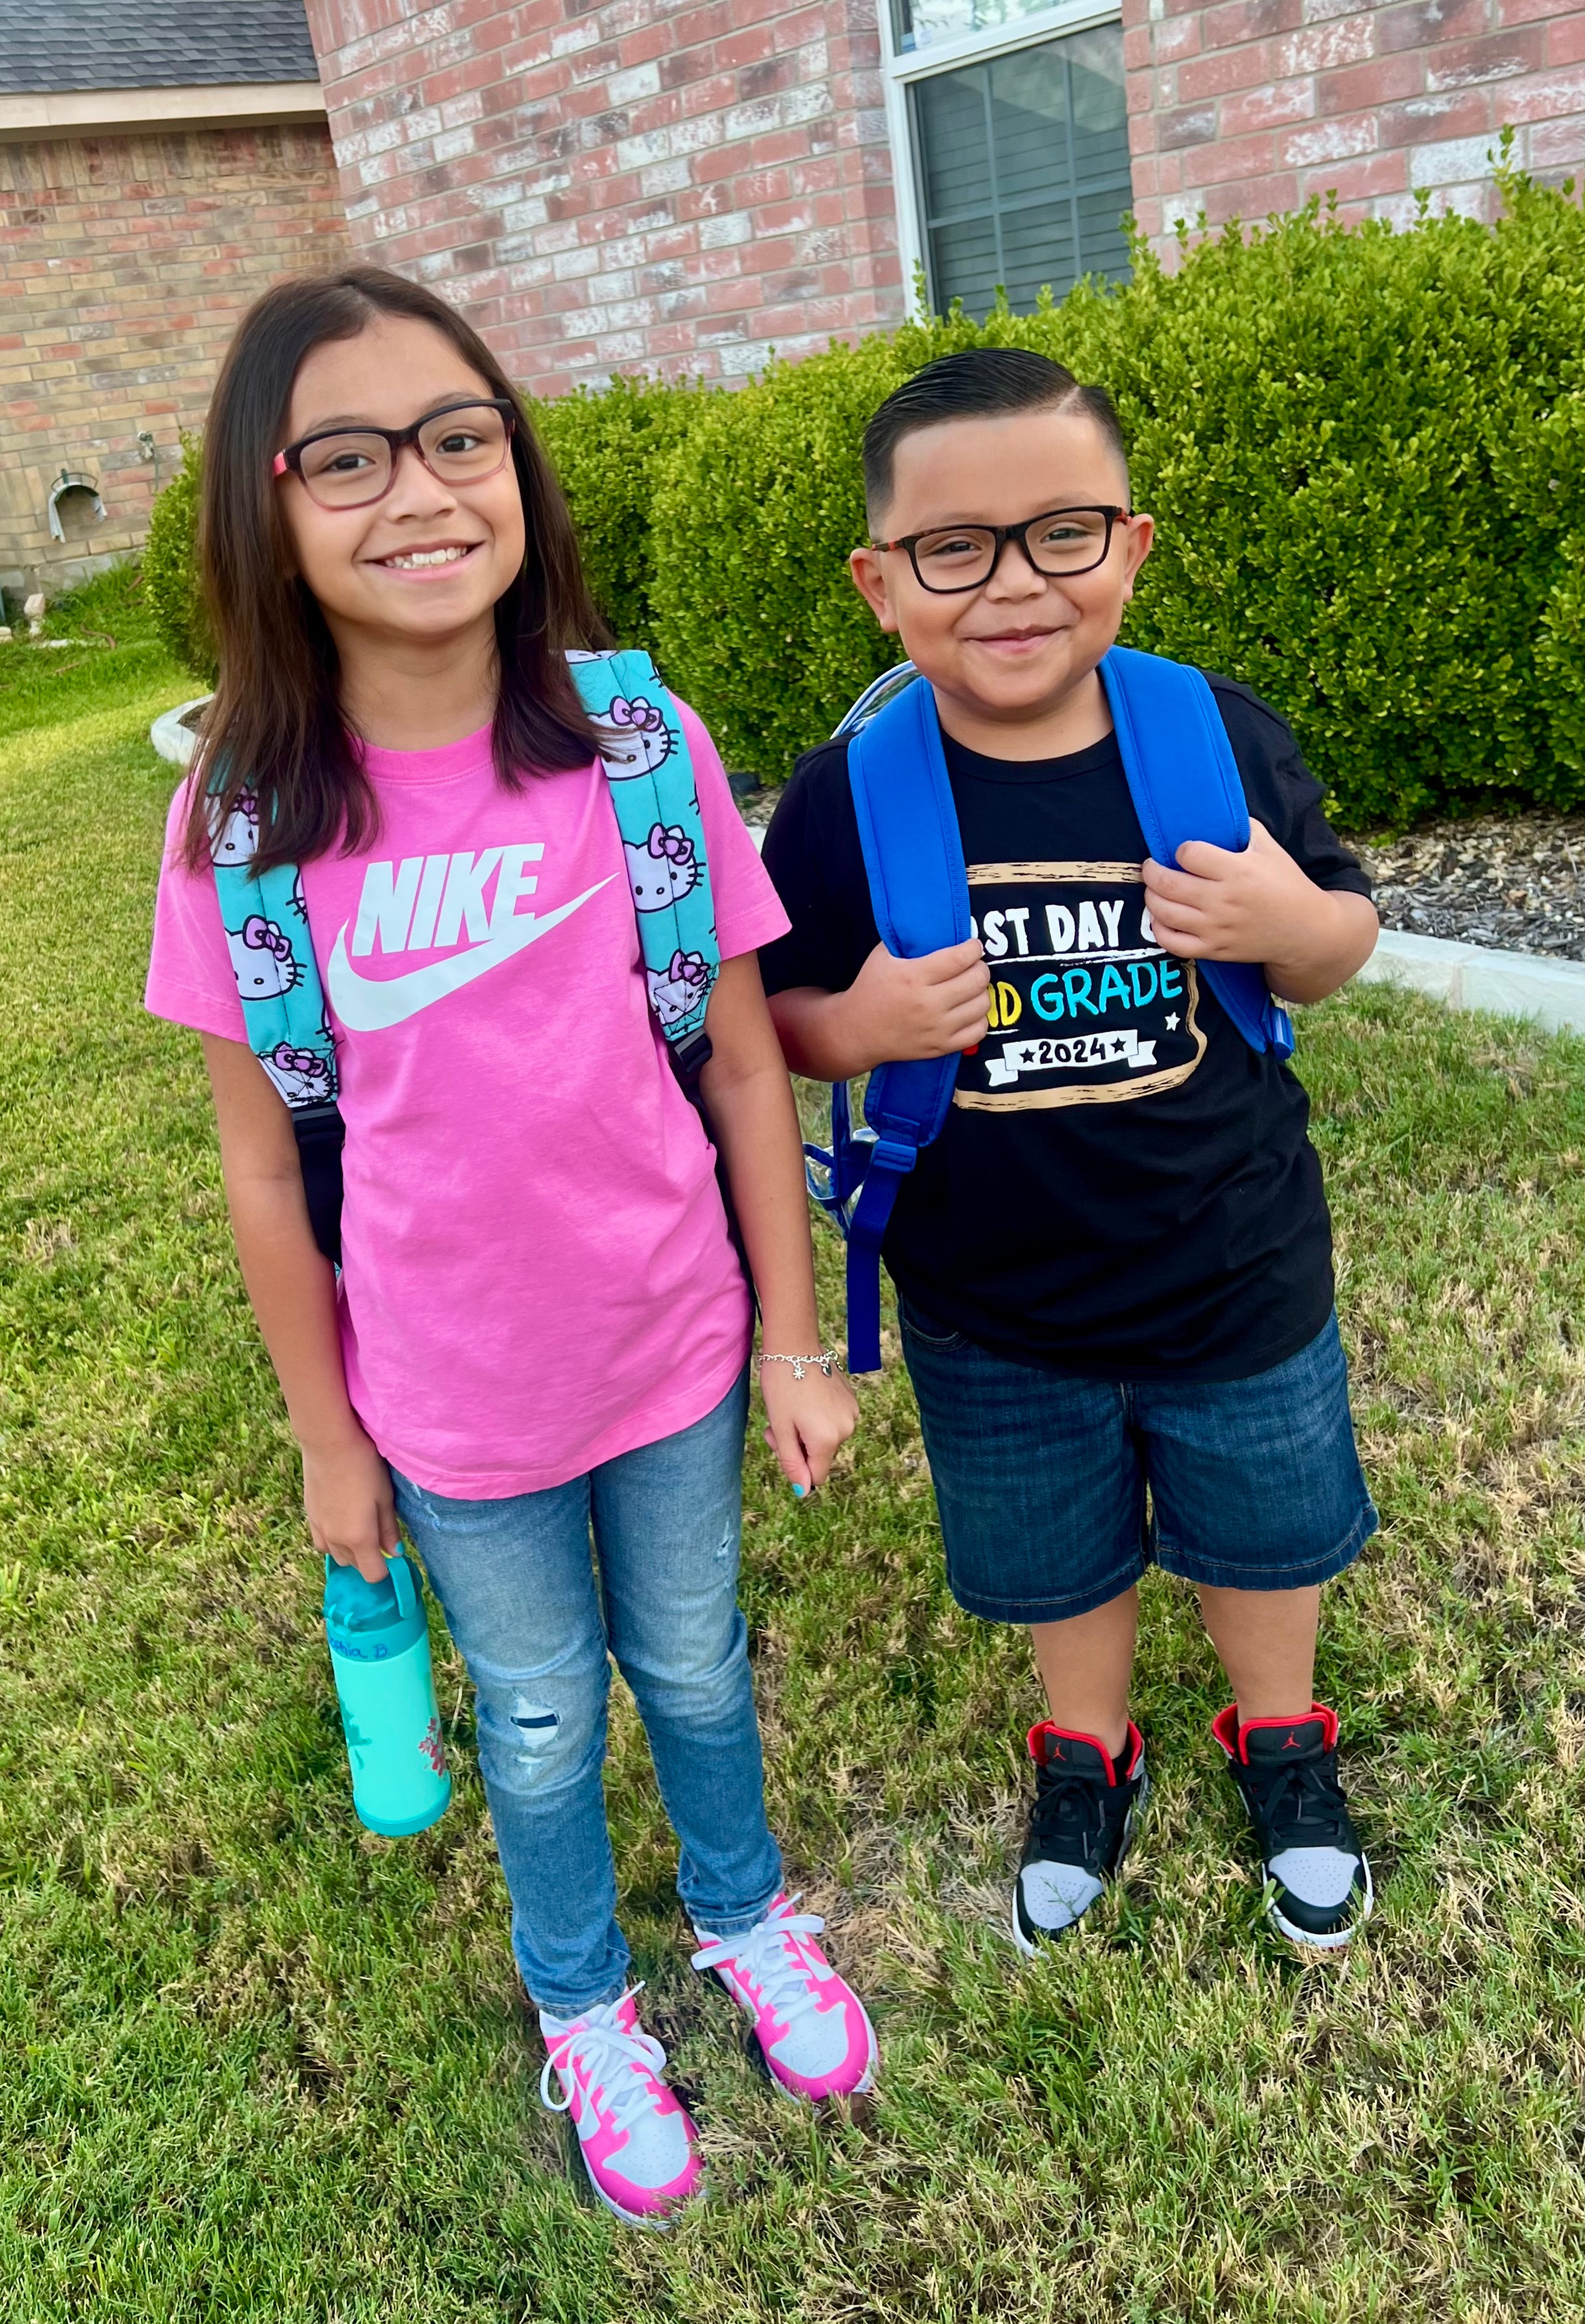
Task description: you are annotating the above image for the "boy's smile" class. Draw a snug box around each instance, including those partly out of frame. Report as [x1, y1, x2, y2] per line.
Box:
[849, 408, 1153, 762]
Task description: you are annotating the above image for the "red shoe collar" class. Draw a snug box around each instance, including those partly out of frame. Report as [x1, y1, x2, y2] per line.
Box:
[1210, 1703, 1339, 1763]
[1027, 1719, 1143, 1784]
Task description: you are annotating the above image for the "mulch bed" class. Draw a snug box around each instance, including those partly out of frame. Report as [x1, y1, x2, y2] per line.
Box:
[1351, 813, 1585, 963]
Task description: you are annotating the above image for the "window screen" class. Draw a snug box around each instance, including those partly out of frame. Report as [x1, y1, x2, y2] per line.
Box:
[892, 0, 1056, 53]
[909, 23, 1132, 317]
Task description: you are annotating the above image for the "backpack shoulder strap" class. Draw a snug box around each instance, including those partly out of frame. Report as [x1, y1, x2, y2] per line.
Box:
[837, 675, 969, 1372]
[568, 648, 719, 1085]
[209, 784, 345, 1263]
[209, 787, 341, 1113]
[1099, 646, 1294, 1058]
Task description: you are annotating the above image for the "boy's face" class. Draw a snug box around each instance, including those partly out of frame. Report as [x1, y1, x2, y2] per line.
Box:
[848, 408, 1153, 734]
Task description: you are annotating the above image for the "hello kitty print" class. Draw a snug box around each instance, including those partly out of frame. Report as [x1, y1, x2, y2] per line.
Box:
[568, 648, 719, 1048]
[209, 783, 340, 1112]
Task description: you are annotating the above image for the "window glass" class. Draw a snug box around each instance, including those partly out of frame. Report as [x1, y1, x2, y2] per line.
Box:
[909, 24, 1131, 316]
[893, 0, 1060, 54]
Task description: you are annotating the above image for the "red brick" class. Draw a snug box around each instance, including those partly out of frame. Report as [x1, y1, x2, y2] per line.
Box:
[1177, 40, 1278, 100]
[1220, 77, 1317, 135]
[1318, 51, 1427, 114]
[1428, 28, 1549, 89]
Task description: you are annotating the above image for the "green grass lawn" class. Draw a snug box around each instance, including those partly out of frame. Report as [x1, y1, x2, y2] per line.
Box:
[4, 581, 1585, 2321]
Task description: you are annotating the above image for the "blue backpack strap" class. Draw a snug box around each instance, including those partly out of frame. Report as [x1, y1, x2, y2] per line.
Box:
[568, 648, 719, 1085]
[1099, 646, 1294, 1058]
[837, 676, 969, 1372]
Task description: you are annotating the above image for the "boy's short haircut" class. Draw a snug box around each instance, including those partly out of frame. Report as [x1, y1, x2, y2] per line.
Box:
[862, 348, 1129, 522]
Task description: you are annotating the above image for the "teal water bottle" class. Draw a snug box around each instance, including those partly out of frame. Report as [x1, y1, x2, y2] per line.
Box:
[324, 1549, 452, 1836]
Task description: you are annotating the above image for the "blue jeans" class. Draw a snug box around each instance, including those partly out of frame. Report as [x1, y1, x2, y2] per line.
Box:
[391, 1371, 782, 2018]
[901, 1305, 1378, 1625]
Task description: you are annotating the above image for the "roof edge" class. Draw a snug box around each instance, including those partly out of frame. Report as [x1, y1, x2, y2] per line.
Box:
[0, 80, 326, 144]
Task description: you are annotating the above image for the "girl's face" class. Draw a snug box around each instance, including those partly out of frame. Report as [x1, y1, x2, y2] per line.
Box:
[276, 314, 527, 651]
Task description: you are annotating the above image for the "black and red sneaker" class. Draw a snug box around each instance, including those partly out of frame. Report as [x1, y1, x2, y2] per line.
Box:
[1012, 1721, 1149, 1955]
[1212, 1703, 1373, 1949]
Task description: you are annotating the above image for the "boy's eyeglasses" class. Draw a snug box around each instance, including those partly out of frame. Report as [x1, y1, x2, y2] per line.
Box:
[272, 399, 515, 510]
[872, 505, 1131, 593]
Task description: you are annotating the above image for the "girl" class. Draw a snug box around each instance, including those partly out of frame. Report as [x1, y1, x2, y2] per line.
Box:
[145, 267, 878, 2229]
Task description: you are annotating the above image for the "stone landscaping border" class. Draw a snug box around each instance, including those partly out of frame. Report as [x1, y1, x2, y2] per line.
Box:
[1356, 929, 1585, 1039]
[151, 703, 1585, 1042]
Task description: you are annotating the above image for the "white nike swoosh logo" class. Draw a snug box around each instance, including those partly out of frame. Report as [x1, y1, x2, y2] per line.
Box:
[327, 877, 614, 1030]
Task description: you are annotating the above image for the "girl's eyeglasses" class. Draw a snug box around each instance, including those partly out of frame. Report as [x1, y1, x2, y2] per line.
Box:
[272, 398, 515, 511]
[872, 505, 1131, 593]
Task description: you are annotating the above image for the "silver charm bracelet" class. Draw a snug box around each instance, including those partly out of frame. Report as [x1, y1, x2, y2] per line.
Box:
[756, 1349, 844, 1381]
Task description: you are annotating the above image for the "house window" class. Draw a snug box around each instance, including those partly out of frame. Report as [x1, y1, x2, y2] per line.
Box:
[884, 7, 1132, 320]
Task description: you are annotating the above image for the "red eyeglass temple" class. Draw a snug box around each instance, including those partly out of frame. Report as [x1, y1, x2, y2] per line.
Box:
[272, 452, 289, 476]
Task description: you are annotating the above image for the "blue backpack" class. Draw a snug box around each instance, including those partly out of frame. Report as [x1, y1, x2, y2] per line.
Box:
[804, 645, 1296, 1373]
[209, 648, 719, 1264]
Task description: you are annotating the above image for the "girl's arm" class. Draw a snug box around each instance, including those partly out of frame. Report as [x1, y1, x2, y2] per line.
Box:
[201, 1034, 397, 1581]
[698, 955, 858, 1494]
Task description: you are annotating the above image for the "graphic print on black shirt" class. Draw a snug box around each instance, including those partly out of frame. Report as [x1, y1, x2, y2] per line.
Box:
[759, 674, 1373, 1384]
[961, 860, 1204, 1108]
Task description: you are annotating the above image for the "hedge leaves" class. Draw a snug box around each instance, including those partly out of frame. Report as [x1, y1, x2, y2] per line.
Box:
[548, 169, 1585, 828]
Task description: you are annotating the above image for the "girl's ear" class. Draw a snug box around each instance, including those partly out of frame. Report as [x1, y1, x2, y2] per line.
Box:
[848, 545, 899, 634]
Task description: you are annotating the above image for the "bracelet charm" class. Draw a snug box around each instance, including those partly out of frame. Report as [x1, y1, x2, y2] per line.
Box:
[756, 1348, 844, 1382]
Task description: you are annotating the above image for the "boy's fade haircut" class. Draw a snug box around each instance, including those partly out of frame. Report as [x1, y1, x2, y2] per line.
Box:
[862, 348, 1129, 526]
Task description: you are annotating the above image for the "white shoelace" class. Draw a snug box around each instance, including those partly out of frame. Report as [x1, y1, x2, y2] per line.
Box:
[690, 1896, 829, 2018]
[539, 1984, 668, 2136]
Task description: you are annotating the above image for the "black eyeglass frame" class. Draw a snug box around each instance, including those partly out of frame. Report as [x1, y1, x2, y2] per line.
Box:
[271, 397, 517, 507]
[870, 504, 1133, 593]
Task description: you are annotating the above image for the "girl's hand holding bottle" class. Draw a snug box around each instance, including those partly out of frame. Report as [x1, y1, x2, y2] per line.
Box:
[302, 1424, 400, 1585]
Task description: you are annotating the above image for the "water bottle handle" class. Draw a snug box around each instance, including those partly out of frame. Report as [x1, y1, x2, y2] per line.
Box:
[323, 1551, 418, 1618]
[389, 1549, 418, 1620]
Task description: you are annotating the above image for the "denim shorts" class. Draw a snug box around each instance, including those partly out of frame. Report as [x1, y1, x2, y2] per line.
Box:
[899, 1304, 1377, 1625]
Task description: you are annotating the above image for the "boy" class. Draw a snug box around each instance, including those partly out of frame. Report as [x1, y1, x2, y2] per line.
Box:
[761, 348, 1381, 1953]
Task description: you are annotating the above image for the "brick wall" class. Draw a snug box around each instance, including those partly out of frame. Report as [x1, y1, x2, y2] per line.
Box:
[1125, 0, 1585, 253]
[302, 0, 906, 397]
[0, 124, 349, 595]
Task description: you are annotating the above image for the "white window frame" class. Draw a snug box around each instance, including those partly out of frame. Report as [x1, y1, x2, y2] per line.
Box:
[880, 0, 1128, 311]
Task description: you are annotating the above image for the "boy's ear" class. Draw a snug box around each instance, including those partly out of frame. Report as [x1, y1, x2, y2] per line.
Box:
[848, 544, 899, 634]
[1117, 512, 1154, 607]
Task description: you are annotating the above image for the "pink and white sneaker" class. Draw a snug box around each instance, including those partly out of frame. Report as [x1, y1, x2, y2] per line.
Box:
[690, 1893, 878, 2105]
[537, 1987, 703, 2228]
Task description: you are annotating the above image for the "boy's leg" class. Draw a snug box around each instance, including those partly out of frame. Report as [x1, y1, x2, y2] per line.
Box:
[1139, 1313, 1378, 1946]
[1030, 1587, 1139, 1760]
[897, 1297, 1152, 1950]
[1195, 1582, 1318, 1723]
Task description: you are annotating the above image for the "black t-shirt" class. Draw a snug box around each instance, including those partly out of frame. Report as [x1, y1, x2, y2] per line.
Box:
[760, 676, 1372, 1383]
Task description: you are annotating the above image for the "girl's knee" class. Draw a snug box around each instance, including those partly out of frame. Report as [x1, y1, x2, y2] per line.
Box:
[474, 1678, 605, 1799]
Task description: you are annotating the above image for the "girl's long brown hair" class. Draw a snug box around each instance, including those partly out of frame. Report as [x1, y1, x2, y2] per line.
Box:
[182, 266, 609, 874]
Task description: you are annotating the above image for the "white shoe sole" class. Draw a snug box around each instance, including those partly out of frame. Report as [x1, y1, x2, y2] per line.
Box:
[1265, 1852, 1375, 1951]
[1010, 1767, 1151, 1959]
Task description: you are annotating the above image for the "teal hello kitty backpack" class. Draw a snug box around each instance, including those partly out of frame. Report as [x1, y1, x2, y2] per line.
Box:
[208, 649, 719, 1263]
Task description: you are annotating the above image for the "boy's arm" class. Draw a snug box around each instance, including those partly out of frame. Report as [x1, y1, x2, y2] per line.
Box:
[767, 936, 990, 1081]
[1142, 820, 1378, 1006]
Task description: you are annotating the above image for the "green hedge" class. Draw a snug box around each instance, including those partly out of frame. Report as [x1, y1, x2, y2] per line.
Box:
[547, 165, 1585, 828]
[141, 435, 215, 686]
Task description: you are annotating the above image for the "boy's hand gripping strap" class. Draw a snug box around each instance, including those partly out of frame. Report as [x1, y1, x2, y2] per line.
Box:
[1099, 646, 1294, 1060]
[840, 677, 971, 1372]
[569, 648, 720, 1086]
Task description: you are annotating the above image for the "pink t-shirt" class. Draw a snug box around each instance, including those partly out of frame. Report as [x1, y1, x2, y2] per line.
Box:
[146, 704, 789, 1498]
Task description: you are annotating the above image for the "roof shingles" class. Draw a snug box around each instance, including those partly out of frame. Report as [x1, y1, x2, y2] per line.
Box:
[0, 2, 320, 94]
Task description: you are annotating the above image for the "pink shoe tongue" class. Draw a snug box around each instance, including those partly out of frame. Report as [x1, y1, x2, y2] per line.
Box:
[1242, 1715, 1328, 1764]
